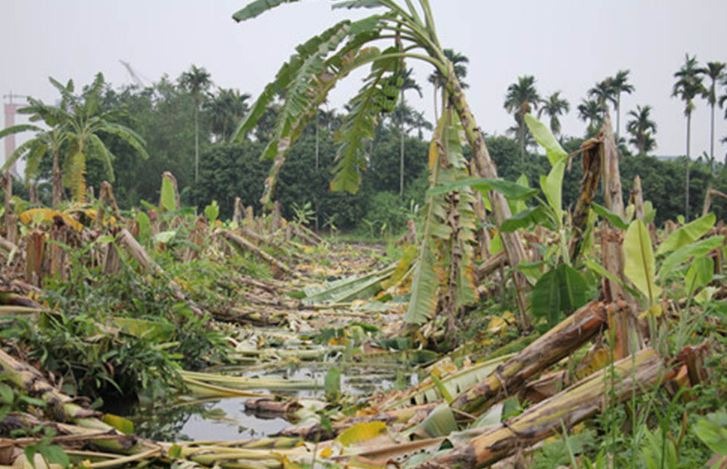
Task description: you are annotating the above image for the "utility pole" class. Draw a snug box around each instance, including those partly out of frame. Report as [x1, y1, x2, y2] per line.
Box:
[3, 92, 27, 243]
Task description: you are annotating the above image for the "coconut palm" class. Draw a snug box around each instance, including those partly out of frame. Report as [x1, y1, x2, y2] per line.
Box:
[609, 70, 635, 138]
[504, 75, 540, 162]
[626, 105, 657, 156]
[428, 49, 468, 120]
[2, 74, 149, 204]
[672, 54, 707, 219]
[537, 92, 570, 136]
[577, 98, 604, 137]
[702, 62, 725, 171]
[179, 65, 212, 182]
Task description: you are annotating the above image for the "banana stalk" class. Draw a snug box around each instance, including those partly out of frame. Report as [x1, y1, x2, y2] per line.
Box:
[421, 348, 666, 468]
[450, 301, 611, 417]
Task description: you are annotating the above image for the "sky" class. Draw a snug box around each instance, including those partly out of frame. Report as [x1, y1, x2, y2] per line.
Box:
[2, 0, 727, 165]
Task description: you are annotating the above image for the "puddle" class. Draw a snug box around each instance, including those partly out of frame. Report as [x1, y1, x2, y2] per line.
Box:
[129, 363, 418, 441]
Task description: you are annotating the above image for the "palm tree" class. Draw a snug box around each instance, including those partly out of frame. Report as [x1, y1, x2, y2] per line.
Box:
[205, 88, 250, 141]
[504, 75, 540, 162]
[179, 65, 212, 182]
[2, 75, 149, 204]
[626, 105, 657, 156]
[588, 79, 616, 113]
[577, 98, 605, 136]
[609, 70, 635, 138]
[537, 92, 570, 136]
[672, 54, 707, 219]
[702, 62, 725, 171]
[428, 49, 468, 120]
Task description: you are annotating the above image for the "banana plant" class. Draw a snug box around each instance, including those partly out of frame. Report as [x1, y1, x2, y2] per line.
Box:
[404, 108, 478, 330]
[495, 114, 594, 326]
[2, 75, 149, 204]
[231, 0, 533, 325]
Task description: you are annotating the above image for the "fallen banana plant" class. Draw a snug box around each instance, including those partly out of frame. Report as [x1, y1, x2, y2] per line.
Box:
[450, 301, 611, 417]
[180, 370, 322, 391]
[116, 228, 205, 317]
[217, 229, 298, 278]
[421, 347, 667, 468]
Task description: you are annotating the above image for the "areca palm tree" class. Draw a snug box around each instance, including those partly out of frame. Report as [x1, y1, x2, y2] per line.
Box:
[504, 75, 540, 161]
[537, 92, 569, 136]
[588, 78, 616, 113]
[205, 88, 250, 141]
[672, 54, 707, 219]
[626, 105, 657, 156]
[702, 61, 725, 170]
[577, 98, 605, 136]
[179, 65, 212, 182]
[428, 49, 468, 120]
[609, 70, 635, 138]
[2, 74, 149, 204]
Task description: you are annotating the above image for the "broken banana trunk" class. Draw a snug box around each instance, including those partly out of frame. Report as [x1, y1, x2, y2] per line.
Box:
[0, 350, 146, 454]
[217, 229, 298, 278]
[116, 228, 205, 317]
[421, 348, 666, 469]
[450, 301, 611, 417]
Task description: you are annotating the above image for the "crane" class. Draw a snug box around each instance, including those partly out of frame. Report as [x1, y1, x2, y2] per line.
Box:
[119, 60, 149, 88]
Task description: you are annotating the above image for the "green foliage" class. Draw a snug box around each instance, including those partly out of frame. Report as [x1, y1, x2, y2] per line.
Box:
[23, 427, 70, 468]
[623, 219, 661, 305]
[160, 173, 178, 211]
[204, 200, 220, 223]
[324, 367, 341, 402]
[3, 256, 227, 401]
[361, 192, 411, 235]
[530, 263, 591, 325]
[694, 411, 727, 457]
[524, 113, 568, 165]
[657, 213, 716, 255]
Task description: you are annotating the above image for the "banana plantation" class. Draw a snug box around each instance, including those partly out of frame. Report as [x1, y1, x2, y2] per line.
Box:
[1, 1, 726, 468]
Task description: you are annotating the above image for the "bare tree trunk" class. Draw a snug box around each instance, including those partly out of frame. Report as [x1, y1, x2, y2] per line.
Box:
[599, 116, 642, 358]
[685, 112, 691, 220]
[446, 71, 531, 331]
[194, 106, 200, 183]
[710, 102, 716, 173]
[400, 122, 406, 197]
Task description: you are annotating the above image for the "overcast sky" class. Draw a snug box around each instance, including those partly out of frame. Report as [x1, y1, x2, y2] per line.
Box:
[2, 0, 727, 164]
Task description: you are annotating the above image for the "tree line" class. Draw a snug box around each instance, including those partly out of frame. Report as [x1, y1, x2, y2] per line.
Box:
[2, 57, 727, 232]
